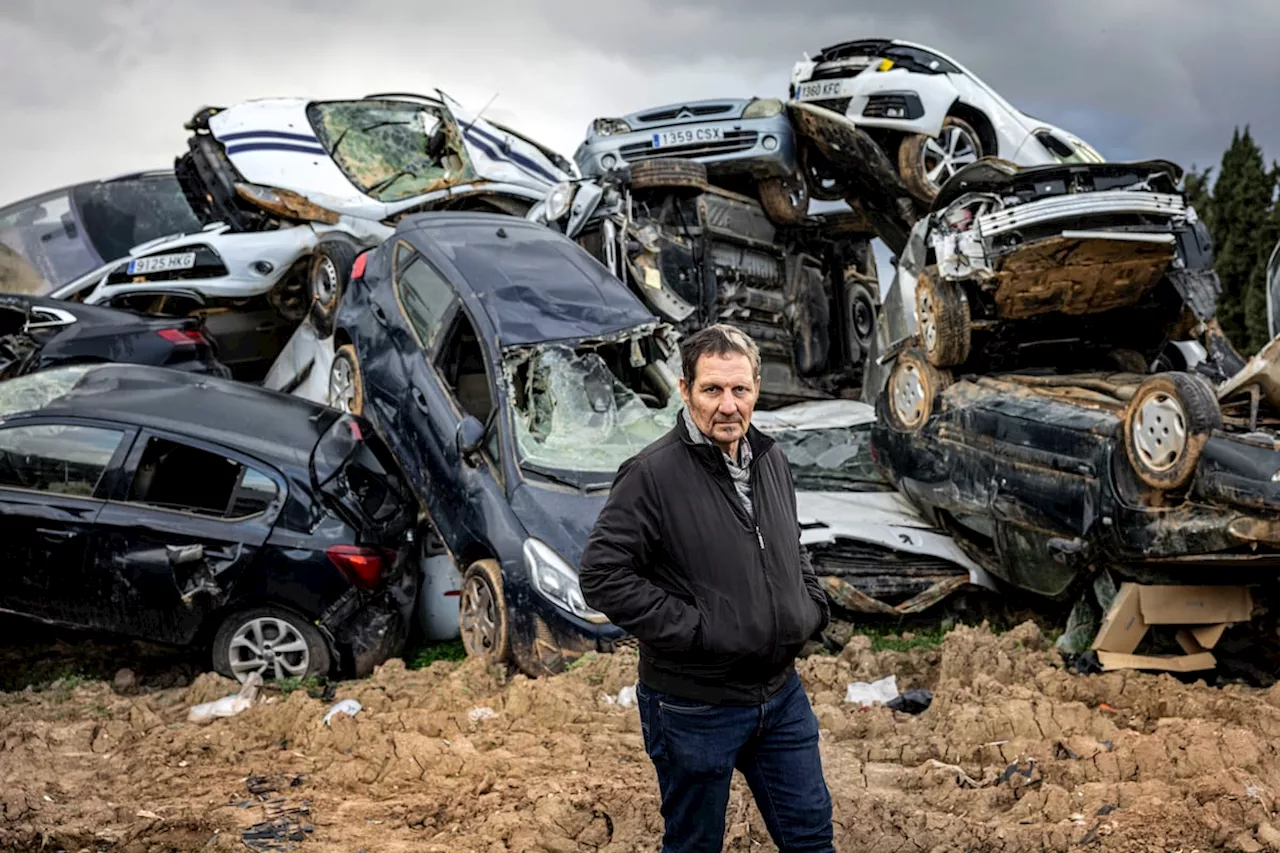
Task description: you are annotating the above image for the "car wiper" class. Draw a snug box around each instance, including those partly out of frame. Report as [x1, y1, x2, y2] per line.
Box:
[368, 169, 416, 196]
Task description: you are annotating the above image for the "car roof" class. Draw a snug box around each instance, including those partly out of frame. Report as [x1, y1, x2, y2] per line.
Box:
[15, 364, 339, 471]
[0, 170, 175, 214]
[399, 212, 659, 347]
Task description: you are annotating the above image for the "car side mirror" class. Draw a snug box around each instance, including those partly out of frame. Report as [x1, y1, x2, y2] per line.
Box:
[456, 416, 486, 464]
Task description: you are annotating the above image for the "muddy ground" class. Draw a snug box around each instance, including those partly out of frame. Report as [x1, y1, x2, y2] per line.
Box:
[5, 618, 1280, 853]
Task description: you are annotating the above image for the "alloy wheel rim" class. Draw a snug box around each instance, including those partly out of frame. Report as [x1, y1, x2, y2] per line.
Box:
[329, 358, 355, 412]
[228, 617, 310, 683]
[922, 125, 979, 190]
[1133, 392, 1188, 472]
[460, 575, 498, 656]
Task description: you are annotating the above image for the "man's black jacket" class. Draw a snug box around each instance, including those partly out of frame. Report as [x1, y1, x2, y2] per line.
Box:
[579, 419, 830, 705]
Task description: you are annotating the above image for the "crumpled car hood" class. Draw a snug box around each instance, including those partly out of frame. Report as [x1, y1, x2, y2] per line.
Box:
[508, 481, 606, 568]
[796, 490, 997, 590]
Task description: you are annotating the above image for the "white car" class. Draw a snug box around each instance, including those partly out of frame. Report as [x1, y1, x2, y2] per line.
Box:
[751, 399, 996, 617]
[790, 38, 1104, 202]
[176, 90, 576, 337]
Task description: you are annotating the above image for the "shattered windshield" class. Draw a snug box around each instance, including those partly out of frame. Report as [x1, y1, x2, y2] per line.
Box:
[766, 424, 891, 492]
[0, 365, 97, 417]
[308, 100, 474, 202]
[508, 342, 683, 480]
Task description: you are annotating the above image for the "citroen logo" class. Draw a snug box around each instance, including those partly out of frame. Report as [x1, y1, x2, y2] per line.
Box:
[677, 108, 693, 119]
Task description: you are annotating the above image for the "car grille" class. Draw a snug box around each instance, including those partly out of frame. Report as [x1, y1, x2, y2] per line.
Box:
[636, 104, 735, 123]
[620, 130, 759, 163]
[808, 538, 968, 603]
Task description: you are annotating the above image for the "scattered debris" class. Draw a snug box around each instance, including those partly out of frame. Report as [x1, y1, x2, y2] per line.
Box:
[467, 706, 498, 723]
[844, 674, 899, 706]
[603, 685, 637, 708]
[885, 688, 933, 714]
[187, 672, 262, 724]
[322, 699, 362, 726]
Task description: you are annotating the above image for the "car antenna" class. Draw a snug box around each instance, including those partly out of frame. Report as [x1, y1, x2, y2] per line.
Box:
[463, 92, 500, 136]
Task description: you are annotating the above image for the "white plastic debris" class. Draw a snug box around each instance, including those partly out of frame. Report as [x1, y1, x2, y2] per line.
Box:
[844, 675, 899, 707]
[604, 684, 637, 708]
[468, 706, 499, 723]
[187, 672, 262, 724]
[322, 698, 363, 726]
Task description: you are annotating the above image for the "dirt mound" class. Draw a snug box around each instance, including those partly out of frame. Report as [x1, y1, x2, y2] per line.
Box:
[4, 624, 1280, 851]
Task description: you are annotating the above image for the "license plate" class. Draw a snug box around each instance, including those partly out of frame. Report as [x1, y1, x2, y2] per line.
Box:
[797, 78, 853, 101]
[652, 125, 724, 149]
[128, 253, 196, 275]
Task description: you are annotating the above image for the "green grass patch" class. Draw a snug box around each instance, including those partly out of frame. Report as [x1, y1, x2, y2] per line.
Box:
[853, 625, 951, 653]
[406, 640, 467, 670]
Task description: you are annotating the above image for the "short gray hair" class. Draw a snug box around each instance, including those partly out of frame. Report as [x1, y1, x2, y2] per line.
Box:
[679, 324, 761, 386]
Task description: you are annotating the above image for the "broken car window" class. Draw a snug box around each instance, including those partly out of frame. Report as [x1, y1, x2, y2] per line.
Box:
[127, 436, 276, 519]
[768, 424, 890, 492]
[510, 343, 683, 476]
[70, 174, 203, 264]
[0, 192, 102, 292]
[308, 100, 468, 202]
[0, 424, 124, 497]
[395, 246, 457, 349]
[0, 365, 96, 417]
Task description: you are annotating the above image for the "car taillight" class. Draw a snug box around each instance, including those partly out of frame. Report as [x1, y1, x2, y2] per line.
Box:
[327, 544, 393, 591]
[157, 328, 207, 346]
[351, 250, 371, 281]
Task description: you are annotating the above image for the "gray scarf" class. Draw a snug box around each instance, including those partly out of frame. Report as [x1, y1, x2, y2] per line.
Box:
[682, 408, 753, 517]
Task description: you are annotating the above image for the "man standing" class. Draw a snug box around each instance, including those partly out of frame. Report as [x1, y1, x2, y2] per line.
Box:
[579, 324, 835, 853]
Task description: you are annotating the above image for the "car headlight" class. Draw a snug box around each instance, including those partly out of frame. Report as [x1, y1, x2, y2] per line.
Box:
[742, 98, 783, 119]
[545, 182, 576, 221]
[523, 538, 608, 623]
[234, 182, 341, 225]
[592, 117, 632, 137]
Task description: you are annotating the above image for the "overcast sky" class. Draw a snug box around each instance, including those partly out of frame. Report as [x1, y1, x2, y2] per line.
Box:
[2, 0, 1278, 206]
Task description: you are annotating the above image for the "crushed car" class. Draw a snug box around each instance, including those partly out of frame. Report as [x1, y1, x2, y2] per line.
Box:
[533, 100, 881, 405]
[859, 158, 1280, 609]
[0, 293, 229, 380]
[175, 91, 575, 338]
[751, 399, 996, 619]
[789, 38, 1104, 204]
[314, 211, 686, 676]
[0, 363, 419, 682]
[2, 169, 311, 381]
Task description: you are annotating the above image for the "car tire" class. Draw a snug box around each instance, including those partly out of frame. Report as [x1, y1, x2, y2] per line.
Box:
[628, 158, 709, 194]
[1122, 371, 1221, 491]
[886, 349, 951, 432]
[308, 240, 359, 339]
[915, 269, 971, 368]
[459, 559, 510, 664]
[328, 344, 364, 416]
[758, 174, 810, 226]
[212, 606, 332, 684]
[848, 280, 878, 355]
[898, 116, 984, 203]
[800, 143, 850, 201]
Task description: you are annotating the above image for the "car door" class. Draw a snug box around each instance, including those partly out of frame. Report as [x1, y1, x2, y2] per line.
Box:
[0, 419, 134, 627]
[87, 429, 284, 644]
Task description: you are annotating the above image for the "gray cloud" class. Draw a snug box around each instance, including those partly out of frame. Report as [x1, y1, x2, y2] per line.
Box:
[1, 0, 1277, 205]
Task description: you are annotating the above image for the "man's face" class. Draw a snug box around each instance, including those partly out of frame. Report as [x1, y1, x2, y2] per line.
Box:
[679, 351, 760, 451]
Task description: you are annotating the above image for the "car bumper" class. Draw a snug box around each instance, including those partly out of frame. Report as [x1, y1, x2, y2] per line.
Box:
[577, 114, 797, 179]
[509, 586, 628, 674]
[328, 566, 418, 679]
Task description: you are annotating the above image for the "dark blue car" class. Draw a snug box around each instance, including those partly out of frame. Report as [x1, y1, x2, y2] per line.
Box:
[327, 212, 685, 676]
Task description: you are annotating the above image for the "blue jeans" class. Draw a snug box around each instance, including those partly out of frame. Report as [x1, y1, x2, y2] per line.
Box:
[637, 671, 835, 853]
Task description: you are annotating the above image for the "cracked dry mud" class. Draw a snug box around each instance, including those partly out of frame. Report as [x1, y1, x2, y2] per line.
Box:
[5, 623, 1280, 853]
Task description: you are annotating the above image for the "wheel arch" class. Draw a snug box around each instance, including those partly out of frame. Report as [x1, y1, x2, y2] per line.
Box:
[946, 101, 997, 158]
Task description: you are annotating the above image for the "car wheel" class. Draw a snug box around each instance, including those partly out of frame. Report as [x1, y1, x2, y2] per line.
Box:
[915, 269, 971, 368]
[308, 240, 359, 339]
[886, 349, 951, 432]
[800, 143, 850, 201]
[1122, 371, 1221, 491]
[628, 158, 709, 194]
[328, 344, 364, 416]
[758, 174, 810, 226]
[898, 116, 983, 203]
[459, 559, 510, 664]
[212, 606, 332, 684]
[848, 280, 878, 355]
